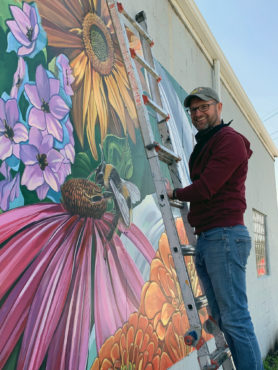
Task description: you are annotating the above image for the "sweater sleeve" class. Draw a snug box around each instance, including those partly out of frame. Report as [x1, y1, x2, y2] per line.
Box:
[175, 132, 249, 202]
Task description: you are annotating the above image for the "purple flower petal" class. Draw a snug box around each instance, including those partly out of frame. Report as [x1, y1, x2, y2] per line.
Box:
[0, 99, 5, 122]
[43, 167, 59, 192]
[10, 57, 26, 99]
[64, 143, 75, 163]
[21, 164, 44, 190]
[40, 134, 54, 154]
[25, 84, 41, 108]
[49, 78, 60, 96]
[20, 144, 38, 165]
[12, 143, 20, 158]
[29, 107, 46, 130]
[28, 127, 42, 148]
[13, 123, 28, 143]
[47, 149, 63, 172]
[49, 95, 69, 119]
[36, 65, 50, 103]
[0, 162, 10, 178]
[0, 136, 13, 160]
[6, 99, 19, 127]
[6, 19, 30, 47]
[36, 183, 49, 200]
[18, 43, 35, 56]
[45, 114, 63, 141]
[10, 5, 32, 36]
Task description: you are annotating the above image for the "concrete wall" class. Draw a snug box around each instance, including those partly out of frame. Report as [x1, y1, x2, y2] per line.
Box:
[123, 0, 278, 364]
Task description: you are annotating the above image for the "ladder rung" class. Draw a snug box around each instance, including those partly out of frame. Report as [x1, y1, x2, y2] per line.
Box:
[142, 94, 169, 120]
[204, 347, 232, 370]
[181, 244, 196, 256]
[169, 199, 184, 209]
[195, 295, 208, 310]
[130, 48, 161, 82]
[117, 3, 154, 46]
[145, 141, 181, 164]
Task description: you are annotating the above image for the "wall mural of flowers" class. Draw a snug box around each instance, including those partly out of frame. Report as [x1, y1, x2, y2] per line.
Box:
[0, 1, 210, 369]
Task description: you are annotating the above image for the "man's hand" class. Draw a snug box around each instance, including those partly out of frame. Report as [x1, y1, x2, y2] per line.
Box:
[165, 179, 174, 199]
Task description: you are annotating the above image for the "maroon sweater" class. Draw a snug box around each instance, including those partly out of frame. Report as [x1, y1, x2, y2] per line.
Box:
[175, 123, 253, 234]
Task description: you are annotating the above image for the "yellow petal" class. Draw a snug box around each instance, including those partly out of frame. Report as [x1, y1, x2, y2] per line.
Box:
[83, 61, 92, 124]
[93, 70, 108, 143]
[105, 74, 126, 133]
[87, 90, 98, 160]
[71, 51, 88, 89]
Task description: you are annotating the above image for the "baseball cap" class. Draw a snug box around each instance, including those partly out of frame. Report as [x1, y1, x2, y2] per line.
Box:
[184, 87, 220, 107]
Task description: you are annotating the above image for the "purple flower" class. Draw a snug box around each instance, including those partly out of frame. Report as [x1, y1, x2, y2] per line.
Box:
[56, 54, 74, 97]
[10, 57, 29, 99]
[6, 2, 47, 57]
[0, 162, 20, 211]
[25, 65, 70, 142]
[0, 98, 28, 161]
[21, 127, 65, 200]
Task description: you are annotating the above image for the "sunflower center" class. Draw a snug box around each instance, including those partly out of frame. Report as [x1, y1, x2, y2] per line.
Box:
[91, 25, 108, 62]
[83, 13, 114, 75]
[37, 153, 48, 170]
[4, 120, 14, 140]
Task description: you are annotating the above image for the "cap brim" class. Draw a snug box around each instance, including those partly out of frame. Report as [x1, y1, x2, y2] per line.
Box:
[184, 94, 211, 107]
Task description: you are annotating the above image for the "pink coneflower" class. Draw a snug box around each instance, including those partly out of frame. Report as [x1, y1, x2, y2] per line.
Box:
[0, 179, 155, 369]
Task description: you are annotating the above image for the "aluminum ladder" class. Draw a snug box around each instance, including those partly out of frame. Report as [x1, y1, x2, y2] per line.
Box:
[106, 1, 235, 369]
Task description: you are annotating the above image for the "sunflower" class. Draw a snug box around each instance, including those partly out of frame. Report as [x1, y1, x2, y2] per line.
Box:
[31, 0, 138, 159]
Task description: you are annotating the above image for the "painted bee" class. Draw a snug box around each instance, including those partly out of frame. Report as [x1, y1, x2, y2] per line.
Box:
[95, 158, 141, 239]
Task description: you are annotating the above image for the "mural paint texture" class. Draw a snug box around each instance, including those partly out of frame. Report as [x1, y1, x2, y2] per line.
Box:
[0, 1, 210, 369]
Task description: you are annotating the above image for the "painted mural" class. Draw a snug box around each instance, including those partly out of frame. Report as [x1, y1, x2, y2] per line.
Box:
[0, 1, 210, 369]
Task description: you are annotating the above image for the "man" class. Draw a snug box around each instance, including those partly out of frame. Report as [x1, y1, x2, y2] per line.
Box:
[167, 87, 263, 370]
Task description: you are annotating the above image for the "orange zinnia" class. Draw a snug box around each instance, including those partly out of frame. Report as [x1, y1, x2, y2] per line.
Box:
[32, 0, 138, 159]
[139, 218, 211, 360]
[91, 312, 173, 370]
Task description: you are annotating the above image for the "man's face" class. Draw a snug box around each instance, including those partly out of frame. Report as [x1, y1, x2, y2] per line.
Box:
[189, 97, 222, 131]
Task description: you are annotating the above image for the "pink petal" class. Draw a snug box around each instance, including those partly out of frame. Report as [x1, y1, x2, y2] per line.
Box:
[94, 226, 119, 350]
[0, 214, 77, 367]
[17, 219, 86, 369]
[46, 219, 92, 370]
[0, 203, 67, 245]
[0, 212, 70, 299]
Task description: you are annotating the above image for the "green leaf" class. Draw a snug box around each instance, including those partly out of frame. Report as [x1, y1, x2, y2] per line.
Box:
[0, 27, 18, 97]
[71, 152, 94, 179]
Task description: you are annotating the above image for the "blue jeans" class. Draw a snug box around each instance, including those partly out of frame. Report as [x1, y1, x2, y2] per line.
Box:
[195, 225, 263, 370]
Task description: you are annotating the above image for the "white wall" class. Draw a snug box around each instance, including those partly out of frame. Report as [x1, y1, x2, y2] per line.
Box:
[121, 0, 278, 363]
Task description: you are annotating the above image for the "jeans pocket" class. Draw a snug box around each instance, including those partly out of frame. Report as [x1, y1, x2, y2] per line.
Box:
[203, 228, 224, 241]
[235, 238, 252, 268]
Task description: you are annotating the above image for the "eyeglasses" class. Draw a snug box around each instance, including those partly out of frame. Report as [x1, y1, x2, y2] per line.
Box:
[187, 102, 217, 115]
